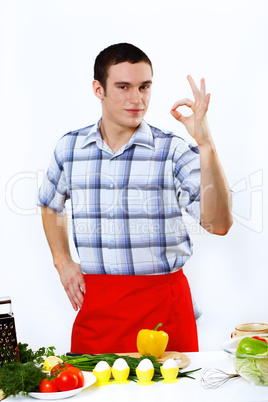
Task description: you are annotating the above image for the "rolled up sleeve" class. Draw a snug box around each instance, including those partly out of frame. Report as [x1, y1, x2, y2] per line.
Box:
[174, 143, 201, 223]
[37, 144, 69, 216]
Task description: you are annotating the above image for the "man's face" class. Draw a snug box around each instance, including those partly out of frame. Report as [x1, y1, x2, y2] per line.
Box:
[100, 61, 153, 130]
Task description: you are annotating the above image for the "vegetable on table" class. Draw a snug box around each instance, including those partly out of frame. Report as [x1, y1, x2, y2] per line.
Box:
[0, 341, 86, 397]
[17, 342, 56, 365]
[235, 336, 268, 386]
[0, 343, 57, 398]
[39, 379, 58, 393]
[49, 362, 85, 389]
[50, 362, 73, 375]
[236, 337, 268, 356]
[55, 370, 78, 392]
[66, 367, 85, 388]
[61, 353, 201, 382]
[39, 364, 85, 393]
[136, 323, 169, 359]
[0, 362, 47, 397]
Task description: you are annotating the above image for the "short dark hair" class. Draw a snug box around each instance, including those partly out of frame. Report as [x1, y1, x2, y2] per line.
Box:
[94, 43, 153, 91]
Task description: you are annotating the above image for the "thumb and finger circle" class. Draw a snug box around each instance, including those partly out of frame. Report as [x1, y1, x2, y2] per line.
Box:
[171, 98, 194, 111]
[170, 98, 195, 123]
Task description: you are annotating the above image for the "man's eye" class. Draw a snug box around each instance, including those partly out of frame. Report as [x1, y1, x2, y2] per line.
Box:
[119, 85, 128, 90]
[140, 85, 150, 90]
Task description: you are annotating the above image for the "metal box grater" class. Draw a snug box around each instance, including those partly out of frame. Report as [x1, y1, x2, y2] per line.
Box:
[0, 297, 18, 364]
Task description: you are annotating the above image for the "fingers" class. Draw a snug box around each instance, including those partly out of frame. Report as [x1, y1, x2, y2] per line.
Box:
[66, 280, 85, 311]
[200, 77, 206, 98]
[171, 98, 194, 111]
[170, 98, 194, 123]
[187, 75, 208, 101]
[187, 75, 200, 98]
[171, 76, 209, 112]
[66, 288, 81, 311]
[59, 263, 86, 311]
[200, 79, 211, 111]
[187, 75, 211, 115]
[171, 76, 211, 138]
[170, 108, 183, 123]
[204, 92, 211, 110]
[79, 277, 86, 295]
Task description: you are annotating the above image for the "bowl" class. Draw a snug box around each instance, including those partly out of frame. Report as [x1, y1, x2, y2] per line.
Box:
[223, 334, 268, 386]
[231, 323, 268, 338]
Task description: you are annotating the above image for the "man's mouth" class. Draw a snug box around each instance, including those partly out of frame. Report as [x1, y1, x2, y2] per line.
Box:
[125, 109, 144, 115]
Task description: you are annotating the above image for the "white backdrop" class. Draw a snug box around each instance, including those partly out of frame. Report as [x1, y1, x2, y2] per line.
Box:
[1, 0, 267, 353]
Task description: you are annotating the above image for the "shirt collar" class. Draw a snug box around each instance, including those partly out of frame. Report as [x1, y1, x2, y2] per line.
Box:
[130, 120, 155, 150]
[81, 119, 102, 148]
[81, 118, 155, 151]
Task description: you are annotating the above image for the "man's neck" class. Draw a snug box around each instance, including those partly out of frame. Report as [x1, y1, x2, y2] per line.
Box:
[99, 119, 138, 153]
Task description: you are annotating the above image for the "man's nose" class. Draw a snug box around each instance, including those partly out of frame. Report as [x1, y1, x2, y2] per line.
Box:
[129, 88, 141, 104]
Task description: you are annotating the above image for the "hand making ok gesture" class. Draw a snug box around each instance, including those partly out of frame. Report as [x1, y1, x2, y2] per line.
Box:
[170, 75, 212, 147]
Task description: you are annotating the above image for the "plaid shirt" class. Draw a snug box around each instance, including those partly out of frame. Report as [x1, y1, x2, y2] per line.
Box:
[38, 119, 201, 275]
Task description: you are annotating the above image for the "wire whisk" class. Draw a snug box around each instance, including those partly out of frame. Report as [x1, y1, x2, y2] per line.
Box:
[200, 368, 240, 389]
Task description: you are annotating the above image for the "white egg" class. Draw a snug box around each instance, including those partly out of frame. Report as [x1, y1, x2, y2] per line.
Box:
[112, 358, 129, 370]
[94, 361, 110, 372]
[137, 358, 154, 371]
[162, 358, 178, 369]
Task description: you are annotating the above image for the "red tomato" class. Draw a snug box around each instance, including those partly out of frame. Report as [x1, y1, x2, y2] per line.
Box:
[39, 379, 58, 393]
[66, 367, 84, 388]
[56, 370, 78, 391]
[50, 362, 73, 375]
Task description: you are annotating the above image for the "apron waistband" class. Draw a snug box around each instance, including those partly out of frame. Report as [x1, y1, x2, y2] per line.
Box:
[83, 268, 184, 288]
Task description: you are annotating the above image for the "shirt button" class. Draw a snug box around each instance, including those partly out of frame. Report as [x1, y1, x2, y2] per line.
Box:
[110, 213, 113, 217]
[110, 184, 113, 188]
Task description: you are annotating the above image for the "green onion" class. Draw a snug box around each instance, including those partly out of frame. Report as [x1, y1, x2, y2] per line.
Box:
[61, 353, 201, 382]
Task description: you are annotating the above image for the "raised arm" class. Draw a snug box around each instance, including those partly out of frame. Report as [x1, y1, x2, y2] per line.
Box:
[170, 75, 233, 235]
[41, 206, 85, 310]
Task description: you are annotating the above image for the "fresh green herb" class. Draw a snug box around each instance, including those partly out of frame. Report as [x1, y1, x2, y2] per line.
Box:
[0, 361, 47, 397]
[61, 353, 201, 382]
[17, 343, 56, 364]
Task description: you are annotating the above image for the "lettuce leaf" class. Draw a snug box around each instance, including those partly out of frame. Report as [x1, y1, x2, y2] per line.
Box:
[235, 355, 268, 386]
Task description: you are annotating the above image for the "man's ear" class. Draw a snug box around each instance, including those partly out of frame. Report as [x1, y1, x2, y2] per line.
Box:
[92, 80, 105, 100]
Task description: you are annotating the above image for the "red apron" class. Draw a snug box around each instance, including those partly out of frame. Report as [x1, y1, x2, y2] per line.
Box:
[71, 269, 198, 353]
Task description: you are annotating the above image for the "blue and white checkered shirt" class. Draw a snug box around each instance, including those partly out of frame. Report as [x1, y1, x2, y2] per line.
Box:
[38, 119, 201, 275]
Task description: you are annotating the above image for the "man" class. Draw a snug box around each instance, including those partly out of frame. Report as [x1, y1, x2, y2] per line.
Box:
[38, 43, 232, 353]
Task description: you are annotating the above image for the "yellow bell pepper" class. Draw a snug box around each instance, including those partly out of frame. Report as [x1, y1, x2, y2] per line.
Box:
[137, 323, 169, 359]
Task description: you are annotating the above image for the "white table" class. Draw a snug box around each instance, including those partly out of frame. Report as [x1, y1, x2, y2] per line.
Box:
[10, 352, 268, 402]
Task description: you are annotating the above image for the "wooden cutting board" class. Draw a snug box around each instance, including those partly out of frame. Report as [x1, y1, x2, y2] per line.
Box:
[116, 351, 190, 369]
